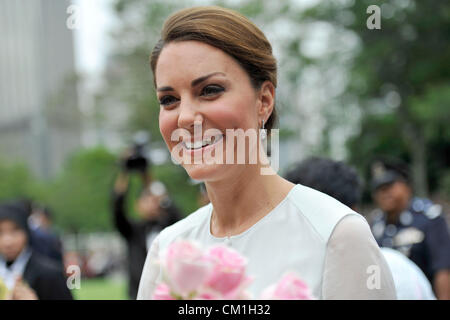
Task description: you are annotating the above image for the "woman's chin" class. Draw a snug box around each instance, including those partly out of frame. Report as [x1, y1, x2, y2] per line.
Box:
[183, 162, 225, 181]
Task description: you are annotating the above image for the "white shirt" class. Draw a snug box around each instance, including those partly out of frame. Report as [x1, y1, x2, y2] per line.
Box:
[381, 247, 435, 300]
[137, 184, 396, 300]
[0, 247, 32, 290]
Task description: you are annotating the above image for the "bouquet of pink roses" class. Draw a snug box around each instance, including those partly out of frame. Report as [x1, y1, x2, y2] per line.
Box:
[152, 239, 315, 300]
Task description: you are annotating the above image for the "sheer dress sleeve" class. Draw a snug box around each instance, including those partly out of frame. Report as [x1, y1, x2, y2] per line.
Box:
[322, 214, 397, 299]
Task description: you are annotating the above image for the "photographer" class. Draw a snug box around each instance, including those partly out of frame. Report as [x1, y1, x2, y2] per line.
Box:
[111, 139, 181, 299]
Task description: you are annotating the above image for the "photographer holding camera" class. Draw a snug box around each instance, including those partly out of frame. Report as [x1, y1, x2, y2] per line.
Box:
[111, 134, 181, 299]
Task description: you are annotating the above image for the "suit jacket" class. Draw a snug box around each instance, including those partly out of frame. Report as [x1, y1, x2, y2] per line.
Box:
[30, 227, 64, 267]
[22, 252, 73, 300]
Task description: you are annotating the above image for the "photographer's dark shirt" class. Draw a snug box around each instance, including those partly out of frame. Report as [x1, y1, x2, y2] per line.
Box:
[111, 191, 181, 300]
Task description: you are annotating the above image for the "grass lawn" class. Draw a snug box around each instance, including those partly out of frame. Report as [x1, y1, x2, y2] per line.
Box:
[73, 277, 128, 300]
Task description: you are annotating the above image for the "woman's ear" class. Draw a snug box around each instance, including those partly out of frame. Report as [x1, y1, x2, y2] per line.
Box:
[258, 81, 275, 122]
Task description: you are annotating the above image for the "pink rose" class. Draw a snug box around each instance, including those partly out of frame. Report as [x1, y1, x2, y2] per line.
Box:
[236, 290, 254, 300]
[193, 287, 223, 300]
[204, 245, 251, 299]
[153, 283, 175, 300]
[261, 272, 315, 300]
[154, 239, 315, 301]
[164, 240, 211, 297]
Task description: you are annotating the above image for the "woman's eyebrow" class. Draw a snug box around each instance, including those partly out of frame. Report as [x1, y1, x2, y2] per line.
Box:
[157, 86, 174, 92]
[191, 72, 226, 87]
[156, 72, 226, 92]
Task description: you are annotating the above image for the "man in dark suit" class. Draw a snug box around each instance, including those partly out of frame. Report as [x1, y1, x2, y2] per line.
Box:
[0, 201, 73, 300]
[28, 205, 64, 267]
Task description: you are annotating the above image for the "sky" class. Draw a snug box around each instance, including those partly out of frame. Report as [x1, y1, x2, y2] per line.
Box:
[72, 0, 115, 76]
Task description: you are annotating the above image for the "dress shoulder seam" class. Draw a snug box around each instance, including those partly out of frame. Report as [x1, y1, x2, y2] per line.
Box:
[325, 212, 365, 246]
[286, 186, 361, 244]
[286, 196, 327, 243]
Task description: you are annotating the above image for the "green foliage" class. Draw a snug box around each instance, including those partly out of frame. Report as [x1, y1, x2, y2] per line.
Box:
[302, 0, 450, 197]
[409, 84, 450, 128]
[346, 114, 410, 201]
[347, 100, 450, 198]
[347, 114, 410, 171]
[42, 147, 118, 233]
[0, 160, 35, 202]
[0, 148, 120, 232]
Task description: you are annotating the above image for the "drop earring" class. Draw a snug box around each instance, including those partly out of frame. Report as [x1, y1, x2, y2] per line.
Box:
[260, 119, 267, 140]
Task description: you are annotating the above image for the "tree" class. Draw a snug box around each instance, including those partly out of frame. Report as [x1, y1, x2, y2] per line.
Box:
[0, 159, 36, 202]
[300, 0, 450, 196]
[348, 83, 450, 199]
[44, 147, 118, 233]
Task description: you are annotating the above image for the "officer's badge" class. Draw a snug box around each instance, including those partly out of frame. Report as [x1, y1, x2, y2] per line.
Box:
[394, 227, 424, 247]
[425, 204, 442, 219]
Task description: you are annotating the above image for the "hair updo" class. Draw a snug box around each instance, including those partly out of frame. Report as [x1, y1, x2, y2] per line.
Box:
[150, 6, 278, 130]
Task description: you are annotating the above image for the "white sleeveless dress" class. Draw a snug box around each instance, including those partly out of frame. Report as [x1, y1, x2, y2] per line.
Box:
[137, 184, 396, 299]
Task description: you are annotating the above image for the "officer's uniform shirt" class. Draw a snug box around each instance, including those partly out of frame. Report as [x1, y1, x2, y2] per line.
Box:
[371, 197, 450, 284]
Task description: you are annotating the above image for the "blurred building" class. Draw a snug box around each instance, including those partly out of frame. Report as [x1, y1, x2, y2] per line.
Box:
[0, 0, 81, 178]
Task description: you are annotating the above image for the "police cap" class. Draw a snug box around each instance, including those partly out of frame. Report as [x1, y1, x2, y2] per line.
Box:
[370, 157, 410, 191]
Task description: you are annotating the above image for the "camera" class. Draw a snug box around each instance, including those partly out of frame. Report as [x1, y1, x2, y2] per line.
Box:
[123, 131, 151, 172]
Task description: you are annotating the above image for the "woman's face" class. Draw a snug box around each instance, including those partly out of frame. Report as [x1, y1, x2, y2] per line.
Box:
[0, 220, 27, 262]
[155, 40, 271, 181]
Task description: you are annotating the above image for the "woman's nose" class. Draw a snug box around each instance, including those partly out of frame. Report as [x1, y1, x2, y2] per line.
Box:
[177, 99, 203, 130]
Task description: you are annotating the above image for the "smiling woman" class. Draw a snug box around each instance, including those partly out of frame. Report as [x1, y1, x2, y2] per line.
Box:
[137, 6, 397, 300]
[155, 40, 272, 173]
[151, 8, 278, 179]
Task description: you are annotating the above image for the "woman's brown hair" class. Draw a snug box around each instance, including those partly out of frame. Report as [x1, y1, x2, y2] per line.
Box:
[150, 6, 278, 130]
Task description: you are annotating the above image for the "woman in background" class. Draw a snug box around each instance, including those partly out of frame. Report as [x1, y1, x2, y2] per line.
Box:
[0, 201, 73, 300]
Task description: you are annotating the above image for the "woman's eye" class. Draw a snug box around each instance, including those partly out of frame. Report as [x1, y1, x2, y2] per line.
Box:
[201, 85, 224, 97]
[159, 95, 179, 107]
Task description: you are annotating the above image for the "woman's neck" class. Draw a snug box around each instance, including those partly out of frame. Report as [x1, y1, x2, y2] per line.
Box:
[205, 164, 295, 237]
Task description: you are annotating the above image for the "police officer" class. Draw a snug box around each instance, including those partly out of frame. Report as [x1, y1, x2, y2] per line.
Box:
[370, 159, 450, 299]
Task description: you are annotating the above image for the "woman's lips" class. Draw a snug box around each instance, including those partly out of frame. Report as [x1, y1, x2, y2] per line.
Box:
[182, 134, 224, 157]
